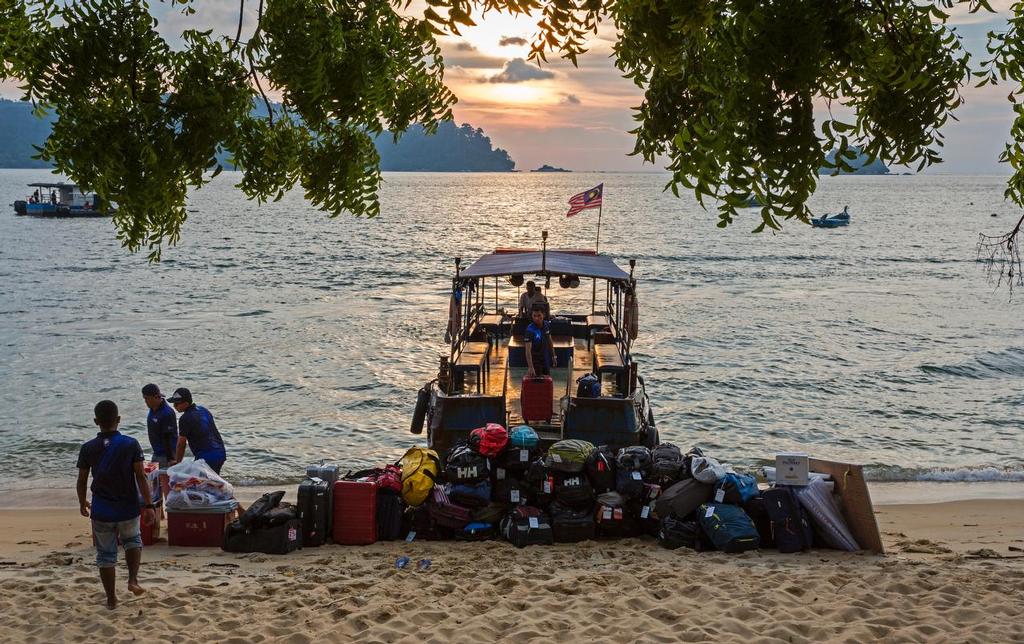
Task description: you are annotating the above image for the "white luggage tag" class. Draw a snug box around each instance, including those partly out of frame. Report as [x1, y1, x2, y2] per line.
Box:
[510, 489, 520, 503]
[641, 505, 651, 519]
[406, 531, 416, 543]
[528, 516, 539, 529]
[704, 505, 715, 519]
[551, 454, 562, 463]
[520, 449, 529, 462]
[543, 480, 552, 494]
[602, 507, 613, 520]
[496, 468, 506, 480]
[714, 488, 725, 503]
[631, 471, 642, 481]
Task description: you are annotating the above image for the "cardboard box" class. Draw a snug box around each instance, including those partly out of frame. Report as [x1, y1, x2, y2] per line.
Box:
[776, 452, 809, 486]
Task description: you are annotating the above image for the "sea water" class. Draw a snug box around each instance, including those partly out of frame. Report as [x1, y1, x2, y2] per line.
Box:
[0, 169, 1021, 489]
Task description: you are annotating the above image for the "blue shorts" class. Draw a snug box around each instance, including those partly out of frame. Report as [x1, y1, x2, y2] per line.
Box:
[92, 517, 142, 568]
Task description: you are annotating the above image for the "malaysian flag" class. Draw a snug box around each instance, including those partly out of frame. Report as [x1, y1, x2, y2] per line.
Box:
[566, 183, 603, 217]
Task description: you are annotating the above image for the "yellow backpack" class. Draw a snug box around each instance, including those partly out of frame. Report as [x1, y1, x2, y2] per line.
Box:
[399, 447, 440, 506]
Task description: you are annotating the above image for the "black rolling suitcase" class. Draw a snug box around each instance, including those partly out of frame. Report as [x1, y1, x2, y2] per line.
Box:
[376, 492, 405, 541]
[298, 477, 330, 547]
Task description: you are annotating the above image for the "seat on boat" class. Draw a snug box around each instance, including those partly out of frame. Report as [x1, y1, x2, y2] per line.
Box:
[476, 313, 509, 337]
[508, 335, 574, 368]
[593, 343, 625, 375]
[586, 313, 611, 331]
[453, 342, 490, 393]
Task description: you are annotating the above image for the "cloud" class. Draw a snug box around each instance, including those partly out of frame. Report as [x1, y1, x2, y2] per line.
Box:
[485, 58, 554, 83]
[499, 36, 528, 47]
[454, 41, 476, 51]
[562, 94, 582, 105]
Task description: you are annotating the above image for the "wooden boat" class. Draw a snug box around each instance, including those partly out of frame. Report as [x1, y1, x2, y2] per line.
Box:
[411, 232, 658, 454]
[12, 183, 110, 218]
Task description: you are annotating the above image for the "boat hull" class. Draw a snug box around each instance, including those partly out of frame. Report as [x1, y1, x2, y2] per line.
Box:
[14, 203, 109, 218]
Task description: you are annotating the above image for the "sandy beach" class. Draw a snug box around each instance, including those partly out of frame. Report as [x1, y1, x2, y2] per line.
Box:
[0, 490, 1021, 643]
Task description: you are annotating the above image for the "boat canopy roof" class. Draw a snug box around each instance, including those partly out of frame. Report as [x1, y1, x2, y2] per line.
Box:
[27, 182, 79, 189]
[461, 250, 631, 283]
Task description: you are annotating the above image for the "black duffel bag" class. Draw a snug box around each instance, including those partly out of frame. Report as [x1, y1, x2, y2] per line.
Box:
[224, 503, 303, 555]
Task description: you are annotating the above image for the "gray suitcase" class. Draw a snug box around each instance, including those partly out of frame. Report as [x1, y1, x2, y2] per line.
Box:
[307, 463, 341, 538]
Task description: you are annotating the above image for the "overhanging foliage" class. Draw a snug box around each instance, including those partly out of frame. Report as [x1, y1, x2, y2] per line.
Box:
[0, 0, 1019, 261]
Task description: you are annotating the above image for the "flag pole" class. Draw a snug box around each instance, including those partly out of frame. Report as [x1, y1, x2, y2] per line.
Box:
[591, 202, 602, 313]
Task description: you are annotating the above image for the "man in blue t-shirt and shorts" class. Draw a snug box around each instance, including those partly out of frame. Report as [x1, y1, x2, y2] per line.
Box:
[169, 387, 228, 474]
[76, 400, 156, 609]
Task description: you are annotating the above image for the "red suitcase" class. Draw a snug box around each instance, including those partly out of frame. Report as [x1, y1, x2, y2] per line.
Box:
[332, 481, 377, 545]
[521, 376, 553, 423]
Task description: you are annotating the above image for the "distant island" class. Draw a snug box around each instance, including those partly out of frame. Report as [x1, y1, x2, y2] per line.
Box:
[532, 164, 571, 173]
[0, 99, 516, 172]
[374, 121, 515, 172]
[819, 147, 890, 175]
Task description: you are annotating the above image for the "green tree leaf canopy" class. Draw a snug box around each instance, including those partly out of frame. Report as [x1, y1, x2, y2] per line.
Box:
[0, 0, 1013, 258]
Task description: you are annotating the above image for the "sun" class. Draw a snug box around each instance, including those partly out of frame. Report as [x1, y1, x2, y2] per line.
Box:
[452, 10, 538, 58]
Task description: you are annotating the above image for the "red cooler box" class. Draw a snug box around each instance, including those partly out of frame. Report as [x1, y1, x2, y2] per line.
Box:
[332, 481, 377, 545]
[521, 375, 553, 423]
[167, 510, 232, 547]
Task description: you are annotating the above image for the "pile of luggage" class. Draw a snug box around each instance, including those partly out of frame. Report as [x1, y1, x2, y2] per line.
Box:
[224, 423, 859, 554]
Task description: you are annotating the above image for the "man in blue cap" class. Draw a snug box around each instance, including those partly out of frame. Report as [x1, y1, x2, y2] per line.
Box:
[76, 400, 156, 609]
[142, 384, 178, 472]
[168, 387, 228, 474]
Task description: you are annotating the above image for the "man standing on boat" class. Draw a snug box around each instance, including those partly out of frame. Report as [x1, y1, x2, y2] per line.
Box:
[524, 306, 557, 376]
[169, 388, 228, 474]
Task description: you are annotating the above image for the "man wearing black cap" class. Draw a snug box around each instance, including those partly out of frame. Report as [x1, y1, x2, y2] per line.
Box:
[142, 384, 178, 473]
[169, 388, 227, 474]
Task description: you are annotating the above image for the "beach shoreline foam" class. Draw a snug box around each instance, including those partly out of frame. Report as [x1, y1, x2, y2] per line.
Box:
[0, 497, 1021, 642]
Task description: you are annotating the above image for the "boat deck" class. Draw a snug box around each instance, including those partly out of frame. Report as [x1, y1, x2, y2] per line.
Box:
[457, 335, 618, 432]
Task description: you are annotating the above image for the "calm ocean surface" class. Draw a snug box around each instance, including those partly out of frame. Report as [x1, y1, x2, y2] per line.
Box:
[1, 169, 1022, 488]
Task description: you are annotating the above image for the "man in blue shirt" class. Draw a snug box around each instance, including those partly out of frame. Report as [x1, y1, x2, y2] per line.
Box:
[142, 383, 177, 468]
[524, 305, 557, 377]
[76, 400, 156, 609]
[169, 387, 228, 474]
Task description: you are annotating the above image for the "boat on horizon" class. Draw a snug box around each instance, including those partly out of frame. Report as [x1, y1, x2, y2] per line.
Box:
[12, 182, 111, 218]
[811, 206, 850, 228]
[410, 235, 658, 454]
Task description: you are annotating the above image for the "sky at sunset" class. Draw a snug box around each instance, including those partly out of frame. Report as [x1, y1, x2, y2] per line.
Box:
[0, 1, 1018, 173]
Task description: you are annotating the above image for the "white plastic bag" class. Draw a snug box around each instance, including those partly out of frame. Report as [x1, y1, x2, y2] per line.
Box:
[691, 456, 730, 483]
[167, 458, 235, 500]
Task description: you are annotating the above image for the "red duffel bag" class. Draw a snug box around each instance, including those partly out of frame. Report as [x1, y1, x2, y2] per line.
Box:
[345, 464, 402, 494]
[468, 423, 509, 458]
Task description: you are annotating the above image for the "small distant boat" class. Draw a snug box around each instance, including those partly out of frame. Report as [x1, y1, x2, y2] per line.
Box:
[811, 206, 850, 228]
[12, 182, 110, 218]
[743, 195, 761, 208]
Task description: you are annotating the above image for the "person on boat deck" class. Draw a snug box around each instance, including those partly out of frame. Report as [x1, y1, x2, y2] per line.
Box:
[76, 400, 156, 610]
[518, 281, 541, 316]
[31, 189, 39, 203]
[168, 388, 227, 474]
[524, 305, 557, 377]
[50, 191, 57, 205]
